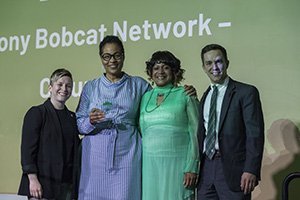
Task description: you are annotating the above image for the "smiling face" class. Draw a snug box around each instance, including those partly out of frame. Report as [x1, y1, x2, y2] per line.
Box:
[151, 62, 174, 87]
[202, 49, 229, 84]
[100, 42, 124, 81]
[49, 76, 73, 109]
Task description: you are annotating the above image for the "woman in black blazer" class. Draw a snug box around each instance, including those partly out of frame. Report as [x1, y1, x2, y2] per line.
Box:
[18, 68, 80, 200]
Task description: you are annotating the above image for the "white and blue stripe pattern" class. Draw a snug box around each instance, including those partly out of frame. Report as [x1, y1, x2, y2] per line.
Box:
[76, 73, 151, 200]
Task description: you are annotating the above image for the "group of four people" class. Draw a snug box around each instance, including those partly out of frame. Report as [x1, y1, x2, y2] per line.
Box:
[18, 35, 264, 200]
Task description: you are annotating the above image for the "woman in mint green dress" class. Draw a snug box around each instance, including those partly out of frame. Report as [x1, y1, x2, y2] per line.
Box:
[139, 51, 200, 200]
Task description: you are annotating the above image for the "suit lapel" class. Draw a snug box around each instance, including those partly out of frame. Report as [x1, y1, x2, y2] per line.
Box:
[44, 99, 63, 139]
[199, 86, 211, 117]
[219, 78, 235, 132]
[65, 108, 77, 141]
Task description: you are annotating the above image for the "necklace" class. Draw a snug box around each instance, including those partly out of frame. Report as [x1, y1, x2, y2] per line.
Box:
[145, 86, 173, 113]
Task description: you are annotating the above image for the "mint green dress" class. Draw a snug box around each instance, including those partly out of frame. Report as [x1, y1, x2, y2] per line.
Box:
[139, 84, 200, 200]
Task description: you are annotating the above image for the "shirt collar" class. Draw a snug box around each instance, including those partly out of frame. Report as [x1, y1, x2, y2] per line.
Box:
[210, 76, 229, 90]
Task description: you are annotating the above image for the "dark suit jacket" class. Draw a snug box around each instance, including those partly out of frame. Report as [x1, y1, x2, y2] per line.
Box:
[198, 78, 264, 191]
[18, 99, 80, 199]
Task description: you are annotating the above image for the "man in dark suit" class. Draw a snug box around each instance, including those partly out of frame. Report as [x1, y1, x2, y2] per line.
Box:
[197, 44, 264, 200]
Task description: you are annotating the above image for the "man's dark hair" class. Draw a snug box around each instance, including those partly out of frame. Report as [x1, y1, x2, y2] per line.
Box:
[201, 44, 228, 65]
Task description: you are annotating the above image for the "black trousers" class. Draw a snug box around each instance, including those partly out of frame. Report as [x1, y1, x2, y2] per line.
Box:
[197, 155, 251, 200]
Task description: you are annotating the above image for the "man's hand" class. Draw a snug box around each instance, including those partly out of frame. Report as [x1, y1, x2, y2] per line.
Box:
[184, 85, 197, 97]
[240, 172, 257, 194]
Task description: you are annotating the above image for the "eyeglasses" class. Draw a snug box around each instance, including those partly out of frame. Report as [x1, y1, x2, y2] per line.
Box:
[101, 52, 123, 61]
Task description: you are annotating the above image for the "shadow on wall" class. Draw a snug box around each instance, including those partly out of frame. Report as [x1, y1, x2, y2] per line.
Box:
[253, 119, 300, 200]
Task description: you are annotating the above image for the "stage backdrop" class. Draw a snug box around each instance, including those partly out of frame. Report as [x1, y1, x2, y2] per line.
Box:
[0, 0, 299, 199]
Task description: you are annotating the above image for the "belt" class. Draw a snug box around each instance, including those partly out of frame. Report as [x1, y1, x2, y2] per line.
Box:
[214, 150, 221, 159]
[205, 150, 221, 159]
[88, 120, 128, 135]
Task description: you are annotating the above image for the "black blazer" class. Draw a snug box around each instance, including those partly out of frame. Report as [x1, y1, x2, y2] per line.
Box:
[18, 99, 80, 199]
[198, 78, 264, 191]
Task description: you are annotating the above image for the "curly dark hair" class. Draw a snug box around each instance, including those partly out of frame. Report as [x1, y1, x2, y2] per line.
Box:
[145, 51, 185, 85]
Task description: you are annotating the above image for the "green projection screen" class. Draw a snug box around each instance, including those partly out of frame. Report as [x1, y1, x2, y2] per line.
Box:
[1, 0, 299, 199]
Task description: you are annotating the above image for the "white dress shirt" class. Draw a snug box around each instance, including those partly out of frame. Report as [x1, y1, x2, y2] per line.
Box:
[203, 77, 229, 152]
